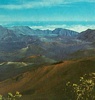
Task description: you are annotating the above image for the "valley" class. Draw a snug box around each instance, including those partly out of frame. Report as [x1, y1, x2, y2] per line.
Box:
[0, 25, 95, 99]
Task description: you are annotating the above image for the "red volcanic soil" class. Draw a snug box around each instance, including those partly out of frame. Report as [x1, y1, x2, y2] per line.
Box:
[0, 57, 95, 99]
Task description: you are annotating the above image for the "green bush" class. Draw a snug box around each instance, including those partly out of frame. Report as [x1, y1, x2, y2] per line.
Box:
[64, 73, 95, 100]
[0, 91, 22, 100]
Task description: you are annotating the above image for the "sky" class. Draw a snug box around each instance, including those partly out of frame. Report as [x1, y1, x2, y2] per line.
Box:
[0, 0, 95, 22]
[0, 0, 95, 32]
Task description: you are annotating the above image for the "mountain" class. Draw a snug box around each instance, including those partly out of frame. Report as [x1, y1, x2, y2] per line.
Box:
[0, 39, 92, 62]
[0, 25, 16, 41]
[0, 57, 95, 99]
[1, 25, 95, 62]
[0, 25, 79, 42]
[67, 49, 95, 60]
[78, 29, 95, 42]
[0, 55, 56, 81]
[9, 26, 78, 37]
[0, 25, 81, 61]
[52, 28, 78, 37]
[0, 25, 79, 43]
[0, 25, 95, 99]
[0, 26, 39, 52]
[9, 26, 35, 36]
[19, 55, 56, 64]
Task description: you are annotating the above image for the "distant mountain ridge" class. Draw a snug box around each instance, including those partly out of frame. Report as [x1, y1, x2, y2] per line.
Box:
[8, 26, 79, 37]
[52, 28, 78, 37]
[0, 25, 79, 43]
[78, 29, 95, 42]
[0, 25, 79, 51]
[0, 25, 95, 61]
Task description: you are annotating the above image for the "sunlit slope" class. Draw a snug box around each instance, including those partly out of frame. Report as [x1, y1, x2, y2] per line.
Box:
[0, 55, 55, 81]
[0, 57, 95, 99]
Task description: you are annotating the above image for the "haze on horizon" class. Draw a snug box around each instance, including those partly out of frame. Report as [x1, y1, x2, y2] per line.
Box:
[0, 0, 95, 32]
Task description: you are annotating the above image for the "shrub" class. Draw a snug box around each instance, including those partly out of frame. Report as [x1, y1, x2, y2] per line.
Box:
[64, 73, 95, 100]
[0, 91, 22, 100]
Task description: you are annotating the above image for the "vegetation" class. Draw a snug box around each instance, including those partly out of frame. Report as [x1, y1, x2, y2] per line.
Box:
[64, 73, 95, 100]
[0, 91, 22, 100]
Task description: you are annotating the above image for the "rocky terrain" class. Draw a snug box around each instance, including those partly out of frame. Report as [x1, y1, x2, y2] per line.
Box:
[0, 25, 95, 99]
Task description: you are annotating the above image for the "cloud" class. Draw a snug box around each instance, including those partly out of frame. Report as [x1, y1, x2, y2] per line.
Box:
[30, 24, 66, 30]
[30, 24, 95, 32]
[0, 15, 9, 20]
[0, 15, 6, 18]
[0, 0, 95, 9]
[0, 0, 66, 9]
[1, 0, 95, 10]
[66, 25, 95, 32]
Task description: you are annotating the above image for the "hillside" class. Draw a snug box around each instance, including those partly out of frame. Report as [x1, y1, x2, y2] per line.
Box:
[0, 55, 55, 81]
[1, 25, 95, 99]
[78, 29, 95, 42]
[0, 57, 95, 99]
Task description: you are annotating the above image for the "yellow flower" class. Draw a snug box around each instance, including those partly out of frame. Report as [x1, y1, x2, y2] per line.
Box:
[16, 91, 20, 95]
[73, 84, 77, 87]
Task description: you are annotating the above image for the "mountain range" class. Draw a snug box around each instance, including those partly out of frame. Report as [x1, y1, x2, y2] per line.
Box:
[0, 25, 95, 99]
[0, 25, 94, 61]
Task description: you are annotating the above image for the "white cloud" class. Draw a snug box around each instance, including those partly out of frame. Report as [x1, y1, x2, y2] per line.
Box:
[30, 24, 67, 30]
[30, 24, 95, 32]
[0, 15, 6, 18]
[0, 0, 95, 9]
[0, 5, 23, 9]
[67, 25, 95, 32]
[0, 0, 65, 10]
[0, 15, 10, 21]
[1, 0, 94, 10]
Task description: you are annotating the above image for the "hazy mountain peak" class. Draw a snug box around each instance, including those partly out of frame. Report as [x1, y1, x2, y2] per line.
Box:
[78, 28, 95, 42]
[0, 25, 3, 28]
[0, 25, 7, 30]
[52, 28, 78, 37]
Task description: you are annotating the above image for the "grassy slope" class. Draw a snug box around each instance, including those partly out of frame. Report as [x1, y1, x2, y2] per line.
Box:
[68, 49, 95, 60]
[0, 57, 95, 99]
[0, 55, 55, 82]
